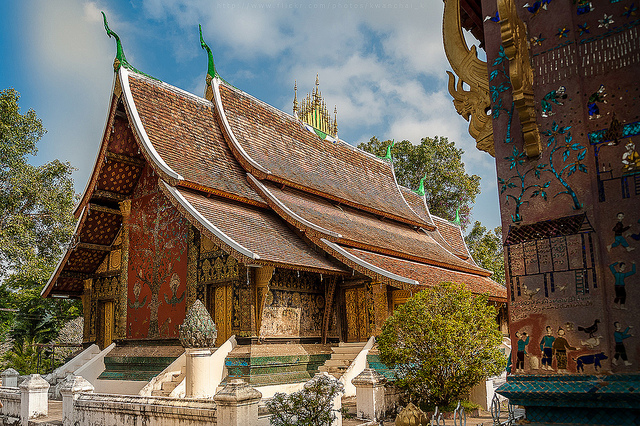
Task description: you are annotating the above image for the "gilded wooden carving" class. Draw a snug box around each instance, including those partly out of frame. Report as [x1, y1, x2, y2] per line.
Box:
[443, 0, 494, 156]
[117, 199, 131, 339]
[186, 226, 200, 310]
[497, 0, 541, 157]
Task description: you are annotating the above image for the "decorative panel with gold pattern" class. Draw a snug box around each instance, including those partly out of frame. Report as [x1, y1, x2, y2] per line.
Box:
[97, 161, 143, 195]
[270, 269, 322, 293]
[66, 249, 108, 272]
[94, 275, 119, 300]
[198, 237, 240, 284]
[108, 117, 144, 157]
[82, 210, 122, 246]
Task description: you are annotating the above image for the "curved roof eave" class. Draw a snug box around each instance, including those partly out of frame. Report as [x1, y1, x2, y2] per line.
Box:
[120, 67, 184, 183]
[211, 77, 272, 177]
[73, 74, 119, 218]
[160, 180, 259, 261]
[41, 206, 88, 297]
[320, 239, 419, 286]
[246, 173, 342, 239]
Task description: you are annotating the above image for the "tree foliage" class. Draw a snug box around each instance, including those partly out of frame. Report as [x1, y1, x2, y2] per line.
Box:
[357, 136, 480, 228]
[0, 88, 79, 371]
[377, 282, 505, 407]
[267, 374, 344, 426]
[465, 221, 505, 286]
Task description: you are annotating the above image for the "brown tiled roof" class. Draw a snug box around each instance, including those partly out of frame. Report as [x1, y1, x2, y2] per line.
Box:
[342, 246, 506, 299]
[217, 82, 426, 226]
[258, 181, 489, 275]
[399, 186, 434, 226]
[432, 216, 474, 261]
[127, 74, 264, 205]
[169, 187, 348, 274]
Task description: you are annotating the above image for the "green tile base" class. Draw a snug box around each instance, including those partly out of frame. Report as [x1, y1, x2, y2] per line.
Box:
[497, 374, 640, 425]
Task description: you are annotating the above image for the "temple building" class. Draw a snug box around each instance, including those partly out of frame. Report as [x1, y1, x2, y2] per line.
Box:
[443, 0, 640, 423]
[41, 18, 505, 392]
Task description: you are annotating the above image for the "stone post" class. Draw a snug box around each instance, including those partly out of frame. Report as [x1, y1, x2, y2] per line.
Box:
[59, 375, 94, 426]
[185, 348, 213, 397]
[19, 374, 49, 426]
[213, 379, 262, 426]
[351, 368, 387, 421]
[1, 368, 20, 387]
[179, 299, 217, 398]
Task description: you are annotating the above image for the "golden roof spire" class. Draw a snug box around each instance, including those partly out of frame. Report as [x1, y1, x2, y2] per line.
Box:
[295, 75, 338, 138]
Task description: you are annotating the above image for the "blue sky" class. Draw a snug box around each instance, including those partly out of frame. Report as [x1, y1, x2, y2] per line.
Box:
[0, 0, 501, 231]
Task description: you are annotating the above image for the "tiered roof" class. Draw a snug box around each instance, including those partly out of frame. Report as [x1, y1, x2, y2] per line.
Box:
[42, 46, 505, 301]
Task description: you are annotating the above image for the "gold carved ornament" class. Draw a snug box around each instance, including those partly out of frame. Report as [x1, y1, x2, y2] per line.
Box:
[497, 0, 542, 157]
[443, 0, 494, 156]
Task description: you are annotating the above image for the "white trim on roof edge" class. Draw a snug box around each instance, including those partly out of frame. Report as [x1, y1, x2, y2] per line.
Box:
[247, 174, 343, 239]
[119, 68, 184, 181]
[212, 78, 272, 176]
[161, 181, 259, 260]
[41, 206, 87, 297]
[320, 239, 418, 286]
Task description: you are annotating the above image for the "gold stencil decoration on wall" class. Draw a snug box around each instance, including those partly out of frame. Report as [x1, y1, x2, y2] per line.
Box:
[443, 0, 494, 156]
[497, 0, 541, 157]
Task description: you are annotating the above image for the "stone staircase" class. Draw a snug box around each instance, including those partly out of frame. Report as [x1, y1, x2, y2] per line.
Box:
[151, 368, 185, 397]
[318, 342, 367, 379]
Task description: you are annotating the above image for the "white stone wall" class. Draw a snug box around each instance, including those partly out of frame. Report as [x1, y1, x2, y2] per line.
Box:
[0, 387, 20, 418]
[72, 393, 217, 426]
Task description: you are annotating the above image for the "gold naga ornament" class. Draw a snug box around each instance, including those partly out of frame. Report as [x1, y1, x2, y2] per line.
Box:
[443, 0, 494, 156]
[497, 0, 542, 157]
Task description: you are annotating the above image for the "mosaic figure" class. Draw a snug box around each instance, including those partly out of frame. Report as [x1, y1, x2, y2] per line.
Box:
[587, 84, 607, 119]
[607, 212, 635, 252]
[612, 321, 633, 366]
[540, 326, 556, 370]
[552, 328, 577, 373]
[628, 218, 640, 241]
[515, 331, 530, 372]
[576, 0, 594, 15]
[541, 86, 566, 117]
[523, 0, 551, 14]
[621, 140, 640, 173]
[610, 261, 636, 309]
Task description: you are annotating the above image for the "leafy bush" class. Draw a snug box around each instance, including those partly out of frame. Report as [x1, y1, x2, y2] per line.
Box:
[377, 282, 505, 407]
[267, 373, 344, 426]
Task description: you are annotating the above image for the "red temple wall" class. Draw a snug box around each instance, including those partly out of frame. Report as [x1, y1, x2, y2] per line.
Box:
[126, 165, 188, 339]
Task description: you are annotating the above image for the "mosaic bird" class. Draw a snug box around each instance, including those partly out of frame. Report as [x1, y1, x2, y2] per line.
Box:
[522, 284, 541, 299]
[578, 319, 600, 338]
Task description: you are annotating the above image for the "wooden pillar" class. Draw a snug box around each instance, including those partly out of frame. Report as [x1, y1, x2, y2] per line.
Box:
[82, 279, 93, 343]
[117, 199, 131, 340]
[322, 276, 338, 344]
[371, 282, 387, 336]
[254, 266, 274, 337]
[186, 226, 200, 310]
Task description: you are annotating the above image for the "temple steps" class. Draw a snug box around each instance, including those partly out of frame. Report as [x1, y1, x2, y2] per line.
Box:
[151, 371, 184, 397]
[317, 341, 367, 379]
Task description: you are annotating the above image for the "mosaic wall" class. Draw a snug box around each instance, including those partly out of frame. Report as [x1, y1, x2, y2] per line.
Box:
[260, 269, 336, 338]
[480, 0, 639, 375]
[126, 165, 188, 339]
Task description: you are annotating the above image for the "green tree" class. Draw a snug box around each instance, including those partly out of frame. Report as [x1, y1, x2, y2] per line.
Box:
[377, 282, 505, 407]
[0, 88, 79, 371]
[465, 221, 505, 285]
[358, 136, 480, 228]
[267, 374, 344, 426]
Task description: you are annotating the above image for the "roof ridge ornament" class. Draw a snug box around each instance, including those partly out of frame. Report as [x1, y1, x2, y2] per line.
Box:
[102, 12, 158, 80]
[452, 208, 462, 225]
[199, 24, 216, 100]
[413, 174, 426, 196]
[380, 139, 396, 161]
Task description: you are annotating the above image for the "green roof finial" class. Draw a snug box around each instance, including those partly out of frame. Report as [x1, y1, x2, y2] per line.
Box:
[102, 11, 127, 71]
[199, 24, 216, 80]
[380, 139, 396, 161]
[452, 208, 461, 225]
[101, 11, 155, 79]
[413, 175, 426, 196]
